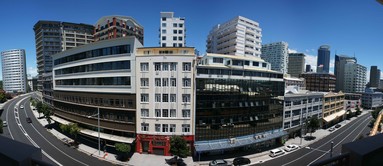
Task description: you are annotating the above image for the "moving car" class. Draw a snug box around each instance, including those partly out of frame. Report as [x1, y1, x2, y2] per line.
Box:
[2, 121, 7, 127]
[209, 159, 231, 166]
[269, 148, 285, 157]
[26, 117, 32, 123]
[20, 105, 24, 109]
[233, 157, 250, 166]
[335, 124, 341, 128]
[284, 144, 299, 152]
[328, 127, 335, 132]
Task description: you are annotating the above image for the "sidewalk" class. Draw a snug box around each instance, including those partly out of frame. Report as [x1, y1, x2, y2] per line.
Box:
[194, 110, 371, 166]
[29, 103, 128, 165]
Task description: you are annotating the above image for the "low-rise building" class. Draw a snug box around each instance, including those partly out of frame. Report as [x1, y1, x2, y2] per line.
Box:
[283, 86, 324, 137]
[284, 77, 305, 90]
[361, 87, 383, 109]
[300, 72, 336, 92]
[344, 93, 362, 116]
[321, 91, 345, 128]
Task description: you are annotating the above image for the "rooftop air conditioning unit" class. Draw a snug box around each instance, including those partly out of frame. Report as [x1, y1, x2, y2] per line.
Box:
[229, 138, 236, 144]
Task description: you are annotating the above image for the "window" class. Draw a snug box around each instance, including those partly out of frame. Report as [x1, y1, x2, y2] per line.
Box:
[141, 94, 149, 102]
[178, 30, 183, 34]
[170, 94, 176, 102]
[155, 94, 161, 102]
[162, 78, 169, 86]
[170, 63, 177, 71]
[155, 124, 161, 132]
[162, 43, 166, 47]
[162, 36, 166, 41]
[182, 94, 190, 102]
[155, 78, 161, 86]
[162, 23, 166, 27]
[162, 109, 169, 117]
[170, 109, 176, 117]
[155, 63, 161, 71]
[162, 124, 168, 132]
[162, 94, 169, 102]
[141, 109, 149, 117]
[173, 43, 177, 47]
[170, 78, 176, 87]
[213, 58, 224, 63]
[162, 17, 166, 21]
[182, 124, 190, 132]
[173, 23, 177, 27]
[155, 109, 161, 117]
[182, 109, 190, 117]
[178, 43, 183, 47]
[262, 63, 267, 67]
[140, 78, 149, 87]
[141, 123, 149, 131]
[178, 36, 183, 41]
[140, 63, 149, 71]
[162, 29, 166, 34]
[179, 23, 183, 27]
[183, 78, 191, 87]
[173, 30, 177, 34]
[170, 124, 176, 132]
[183, 62, 191, 71]
[163, 63, 169, 71]
[173, 36, 177, 41]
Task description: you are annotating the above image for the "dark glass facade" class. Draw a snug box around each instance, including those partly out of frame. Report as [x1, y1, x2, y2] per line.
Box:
[317, 45, 330, 73]
[195, 70, 285, 141]
[55, 60, 130, 75]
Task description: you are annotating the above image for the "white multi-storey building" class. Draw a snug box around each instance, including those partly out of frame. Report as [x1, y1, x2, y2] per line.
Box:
[283, 86, 323, 137]
[261, 41, 289, 74]
[1, 49, 27, 93]
[343, 58, 367, 93]
[135, 47, 195, 156]
[206, 16, 262, 57]
[160, 12, 186, 47]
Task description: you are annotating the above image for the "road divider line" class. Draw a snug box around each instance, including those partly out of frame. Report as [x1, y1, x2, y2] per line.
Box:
[42, 150, 63, 166]
[5, 97, 20, 140]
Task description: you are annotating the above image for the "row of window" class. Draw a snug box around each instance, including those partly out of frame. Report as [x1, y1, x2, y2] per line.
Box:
[161, 36, 183, 41]
[197, 68, 283, 78]
[141, 109, 190, 118]
[141, 123, 190, 133]
[285, 98, 322, 106]
[140, 94, 191, 103]
[54, 45, 130, 65]
[55, 61, 130, 75]
[55, 77, 131, 86]
[160, 22, 184, 28]
[153, 62, 191, 71]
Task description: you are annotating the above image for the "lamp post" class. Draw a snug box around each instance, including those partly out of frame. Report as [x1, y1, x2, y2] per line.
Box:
[88, 107, 100, 156]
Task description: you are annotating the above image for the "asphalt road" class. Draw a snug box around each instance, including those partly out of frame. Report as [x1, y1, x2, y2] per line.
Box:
[1, 94, 113, 166]
[257, 112, 372, 166]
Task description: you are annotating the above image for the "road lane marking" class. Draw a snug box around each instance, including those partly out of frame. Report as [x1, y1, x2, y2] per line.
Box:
[281, 113, 370, 166]
[307, 116, 371, 165]
[5, 98, 20, 139]
[42, 151, 63, 166]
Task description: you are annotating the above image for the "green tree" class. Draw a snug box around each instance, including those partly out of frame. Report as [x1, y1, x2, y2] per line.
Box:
[36, 101, 43, 117]
[68, 123, 80, 143]
[115, 143, 131, 161]
[5, 93, 12, 99]
[307, 116, 320, 137]
[0, 92, 6, 103]
[169, 136, 189, 158]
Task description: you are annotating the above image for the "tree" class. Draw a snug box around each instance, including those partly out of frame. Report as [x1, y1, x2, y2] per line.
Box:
[307, 116, 320, 137]
[355, 107, 362, 116]
[68, 123, 80, 143]
[5, 93, 12, 99]
[0, 92, 6, 103]
[115, 143, 131, 161]
[169, 136, 189, 158]
[36, 101, 43, 117]
[42, 104, 53, 125]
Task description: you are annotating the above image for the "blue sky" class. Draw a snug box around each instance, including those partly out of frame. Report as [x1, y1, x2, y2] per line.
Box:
[0, 0, 382, 80]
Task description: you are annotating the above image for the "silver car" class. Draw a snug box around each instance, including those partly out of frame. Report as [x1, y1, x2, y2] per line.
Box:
[209, 159, 231, 166]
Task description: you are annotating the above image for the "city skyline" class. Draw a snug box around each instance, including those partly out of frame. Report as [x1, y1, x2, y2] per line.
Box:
[0, 0, 382, 80]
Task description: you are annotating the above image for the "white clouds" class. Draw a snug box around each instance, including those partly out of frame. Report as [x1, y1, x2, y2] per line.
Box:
[288, 48, 298, 54]
[27, 67, 38, 77]
[305, 54, 317, 72]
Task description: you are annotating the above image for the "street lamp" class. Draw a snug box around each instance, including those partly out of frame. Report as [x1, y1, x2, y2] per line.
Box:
[87, 107, 100, 156]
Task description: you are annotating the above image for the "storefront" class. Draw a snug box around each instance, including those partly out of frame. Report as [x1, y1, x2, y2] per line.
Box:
[136, 134, 194, 156]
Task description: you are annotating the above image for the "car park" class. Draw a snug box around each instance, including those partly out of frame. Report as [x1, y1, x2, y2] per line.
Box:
[269, 148, 285, 157]
[233, 157, 250, 166]
[284, 144, 299, 152]
[26, 117, 32, 123]
[209, 159, 231, 166]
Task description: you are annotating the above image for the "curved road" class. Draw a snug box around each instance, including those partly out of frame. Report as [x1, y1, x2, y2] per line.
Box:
[1, 94, 112, 166]
[257, 112, 372, 166]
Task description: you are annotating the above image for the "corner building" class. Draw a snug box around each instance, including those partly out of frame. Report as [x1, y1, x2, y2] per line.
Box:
[135, 47, 195, 156]
[194, 53, 286, 157]
[52, 37, 142, 144]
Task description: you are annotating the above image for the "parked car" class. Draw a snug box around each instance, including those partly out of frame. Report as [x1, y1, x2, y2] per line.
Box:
[269, 148, 285, 157]
[233, 157, 250, 166]
[2, 121, 7, 127]
[20, 105, 24, 109]
[284, 144, 299, 152]
[328, 127, 335, 132]
[26, 117, 32, 123]
[335, 124, 341, 128]
[209, 159, 231, 166]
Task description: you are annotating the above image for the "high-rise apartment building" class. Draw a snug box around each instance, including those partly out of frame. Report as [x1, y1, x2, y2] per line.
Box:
[335, 54, 357, 92]
[1, 49, 27, 93]
[160, 12, 186, 47]
[94, 16, 144, 44]
[261, 41, 289, 74]
[34, 21, 94, 105]
[344, 59, 367, 93]
[288, 53, 305, 77]
[206, 16, 262, 57]
[317, 45, 330, 73]
[370, 66, 381, 88]
[135, 47, 195, 156]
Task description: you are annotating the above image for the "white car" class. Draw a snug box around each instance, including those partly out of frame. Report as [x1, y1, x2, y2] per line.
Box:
[20, 105, 24, 109]
[2, 121, 7, 127]
[270, 148, 285, 157]
[284, 144, 299, 152]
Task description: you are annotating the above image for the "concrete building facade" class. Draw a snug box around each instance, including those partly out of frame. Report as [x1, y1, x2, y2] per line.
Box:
[288, 53, 305, 77]
[261, 41, 288, 74]
[321, 91, 345, 128]
[1, 49, 27, 93]
[343, 59, 367, 93]
[361, 87, 383, 109]
[335, 54, 357, 92]
[160, 12, 186, 47]
[284, 77, 305, 90]
[206, 16, 262, 57]
[300, 73, 336, 92]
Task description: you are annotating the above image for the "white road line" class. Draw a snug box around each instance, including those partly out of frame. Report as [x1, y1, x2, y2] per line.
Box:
[5, 98, 20, 139]
[353, 120, 370, 141]
[307, 116, 371, 165]
[42, 151, 63, 166]
[281, 114, 370, 166]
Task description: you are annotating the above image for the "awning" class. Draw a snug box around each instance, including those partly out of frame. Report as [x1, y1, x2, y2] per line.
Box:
[323, 110, 346, 122]
[51, 115, 71, 125]
[80, 129, 135, 144]
[194, 129, 287, 152]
